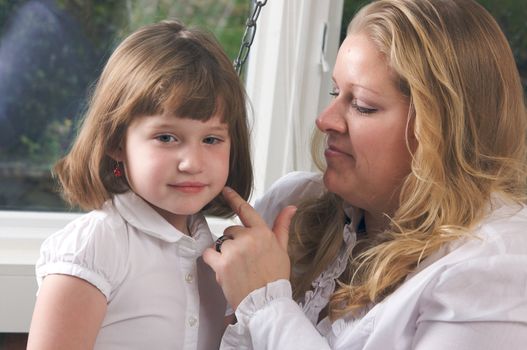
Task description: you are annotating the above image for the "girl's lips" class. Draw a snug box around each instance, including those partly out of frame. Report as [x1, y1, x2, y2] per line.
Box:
[170, 182, 206, 193]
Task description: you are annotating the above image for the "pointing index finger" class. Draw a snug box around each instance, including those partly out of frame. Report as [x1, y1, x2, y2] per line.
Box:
[222, 187, 266, 228]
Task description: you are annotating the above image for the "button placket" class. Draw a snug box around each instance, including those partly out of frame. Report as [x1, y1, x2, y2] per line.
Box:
[188, 316, 198, 327]
[185, 272, 194, 283]
[179, 249, 200, 349]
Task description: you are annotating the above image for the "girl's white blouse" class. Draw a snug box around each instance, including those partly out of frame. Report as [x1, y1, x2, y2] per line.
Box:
[221, 171, 527, 350]
[36, 191, 226, 350]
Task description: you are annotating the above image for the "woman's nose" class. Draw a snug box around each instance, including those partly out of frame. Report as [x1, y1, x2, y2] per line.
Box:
[177, 145, 204, 174]
[316, 101, 347, 134]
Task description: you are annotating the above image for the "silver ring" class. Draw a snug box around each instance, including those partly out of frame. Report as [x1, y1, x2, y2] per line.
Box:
[215, 235, 232, 253]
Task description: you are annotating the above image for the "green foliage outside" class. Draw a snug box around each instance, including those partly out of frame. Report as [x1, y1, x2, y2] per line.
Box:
[477, 0, 527, 92]
[0, 0, 248, 164]
[121, 0, 248, 60]
[0, 0, 249, 210]
[0, 0, 525, 210]
[342, 0, 527, 94]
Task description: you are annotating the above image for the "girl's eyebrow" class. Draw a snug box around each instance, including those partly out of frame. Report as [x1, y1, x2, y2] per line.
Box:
[147, 120, 229, 132]
[207, 125, 229, 132]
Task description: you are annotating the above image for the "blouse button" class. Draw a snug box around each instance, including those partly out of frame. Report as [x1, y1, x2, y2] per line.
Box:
[188, 316, 198, 327]
[185, 273, 194, 283]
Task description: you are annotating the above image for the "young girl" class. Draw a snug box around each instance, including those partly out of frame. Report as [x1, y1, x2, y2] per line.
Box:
[27, 20, 252, 350]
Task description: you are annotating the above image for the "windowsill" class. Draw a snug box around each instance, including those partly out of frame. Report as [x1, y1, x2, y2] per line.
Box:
[0, 211, 233, 332]
[0, 211, 81, 265]
[0, 211, 80, 332]
[0, 210, 233, 256]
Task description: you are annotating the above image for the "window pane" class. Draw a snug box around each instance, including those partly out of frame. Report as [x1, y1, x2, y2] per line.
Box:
[0, 0, 249, 211]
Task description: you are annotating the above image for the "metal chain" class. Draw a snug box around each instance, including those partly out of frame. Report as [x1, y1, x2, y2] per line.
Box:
[233, 0, 268, 76]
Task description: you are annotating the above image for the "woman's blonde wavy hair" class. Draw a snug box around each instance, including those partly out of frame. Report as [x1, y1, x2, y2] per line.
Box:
[290, 0, 527, 320]
[54, 20, 252, 216]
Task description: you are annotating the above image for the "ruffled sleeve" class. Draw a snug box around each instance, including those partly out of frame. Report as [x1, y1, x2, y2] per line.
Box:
[220, 280, 331, 350]
[35, 207, 129, 300]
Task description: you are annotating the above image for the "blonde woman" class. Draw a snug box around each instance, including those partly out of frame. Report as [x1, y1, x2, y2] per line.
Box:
[204, 0, 527, 348]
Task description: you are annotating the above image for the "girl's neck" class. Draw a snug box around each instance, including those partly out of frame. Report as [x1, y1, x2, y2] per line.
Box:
[150, 204, 191, 235]
[169, 215, 190, 236]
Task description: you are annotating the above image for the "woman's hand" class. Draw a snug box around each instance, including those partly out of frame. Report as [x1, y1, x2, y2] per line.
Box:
[203, 187, 297, 310]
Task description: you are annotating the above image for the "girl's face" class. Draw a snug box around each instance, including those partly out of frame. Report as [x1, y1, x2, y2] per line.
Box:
[116, 112, 230, 232]
[316, 33, 415, 217]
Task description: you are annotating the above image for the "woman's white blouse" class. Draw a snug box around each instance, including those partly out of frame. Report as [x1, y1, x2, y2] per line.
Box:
[221, 171, 527, 350]
[36, 191, 226, 350]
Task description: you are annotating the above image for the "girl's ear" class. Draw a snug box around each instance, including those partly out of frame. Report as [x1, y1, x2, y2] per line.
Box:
[107, 146, 124, 162]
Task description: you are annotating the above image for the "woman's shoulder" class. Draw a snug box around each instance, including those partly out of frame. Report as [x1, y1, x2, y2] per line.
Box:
[269, 171, 324, 188]
[400, 202, 527, 323]
[481, 198, 527, 238]
[256, 171, 325, 206]
[415, 200, 527, 272]
[255, 171, 326, 227]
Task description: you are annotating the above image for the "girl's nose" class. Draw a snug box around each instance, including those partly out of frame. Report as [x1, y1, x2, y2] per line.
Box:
[316, 101, 347, 134]
[177, 146, 204, 174]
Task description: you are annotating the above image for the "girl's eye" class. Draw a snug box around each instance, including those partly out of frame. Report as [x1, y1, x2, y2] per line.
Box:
[156, 134, 176, 143]
[203, 136, 222, 145]
[351, 99, 377, 115]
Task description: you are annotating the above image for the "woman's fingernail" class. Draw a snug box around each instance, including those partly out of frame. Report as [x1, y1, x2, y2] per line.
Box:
[223, 186, 233, 193]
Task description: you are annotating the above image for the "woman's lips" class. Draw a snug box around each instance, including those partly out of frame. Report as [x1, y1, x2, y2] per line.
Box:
[325, 144, 351, 158]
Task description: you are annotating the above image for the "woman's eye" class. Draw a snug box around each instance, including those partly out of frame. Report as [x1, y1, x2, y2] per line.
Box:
[156, 134, 176, 143]
[329, 87, 339, 97]
[203, 136, 222, 145]
[351, 99, 377, 115]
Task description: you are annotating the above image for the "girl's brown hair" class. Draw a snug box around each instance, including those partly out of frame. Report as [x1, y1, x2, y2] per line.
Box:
[54, 20, 252, 217]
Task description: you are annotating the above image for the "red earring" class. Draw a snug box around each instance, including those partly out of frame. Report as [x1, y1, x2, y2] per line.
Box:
[113, 162, 122, 177]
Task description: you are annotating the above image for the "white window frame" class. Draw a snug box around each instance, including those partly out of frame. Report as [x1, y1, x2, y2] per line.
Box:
[245, 0, 343, 199]
[0, 0, 344, 332]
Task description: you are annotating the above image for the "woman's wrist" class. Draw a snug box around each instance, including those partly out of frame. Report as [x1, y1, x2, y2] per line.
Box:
[235, 279, 293, 326]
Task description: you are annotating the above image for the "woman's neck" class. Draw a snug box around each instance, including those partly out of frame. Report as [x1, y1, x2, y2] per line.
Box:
[363, 210, 391, 237]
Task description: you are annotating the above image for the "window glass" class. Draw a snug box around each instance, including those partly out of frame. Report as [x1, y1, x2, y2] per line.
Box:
[0, 0, 249, 211]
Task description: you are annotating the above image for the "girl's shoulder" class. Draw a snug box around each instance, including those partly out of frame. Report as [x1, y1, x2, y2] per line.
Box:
[36, 202, 129, 299]
[42, 202, 127, 253]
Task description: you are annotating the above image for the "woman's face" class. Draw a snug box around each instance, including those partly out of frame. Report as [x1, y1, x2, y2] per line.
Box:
[316, 33, 415, 216]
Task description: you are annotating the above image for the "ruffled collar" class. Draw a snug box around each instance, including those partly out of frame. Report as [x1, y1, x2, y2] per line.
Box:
[299, 203, 360, 325]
